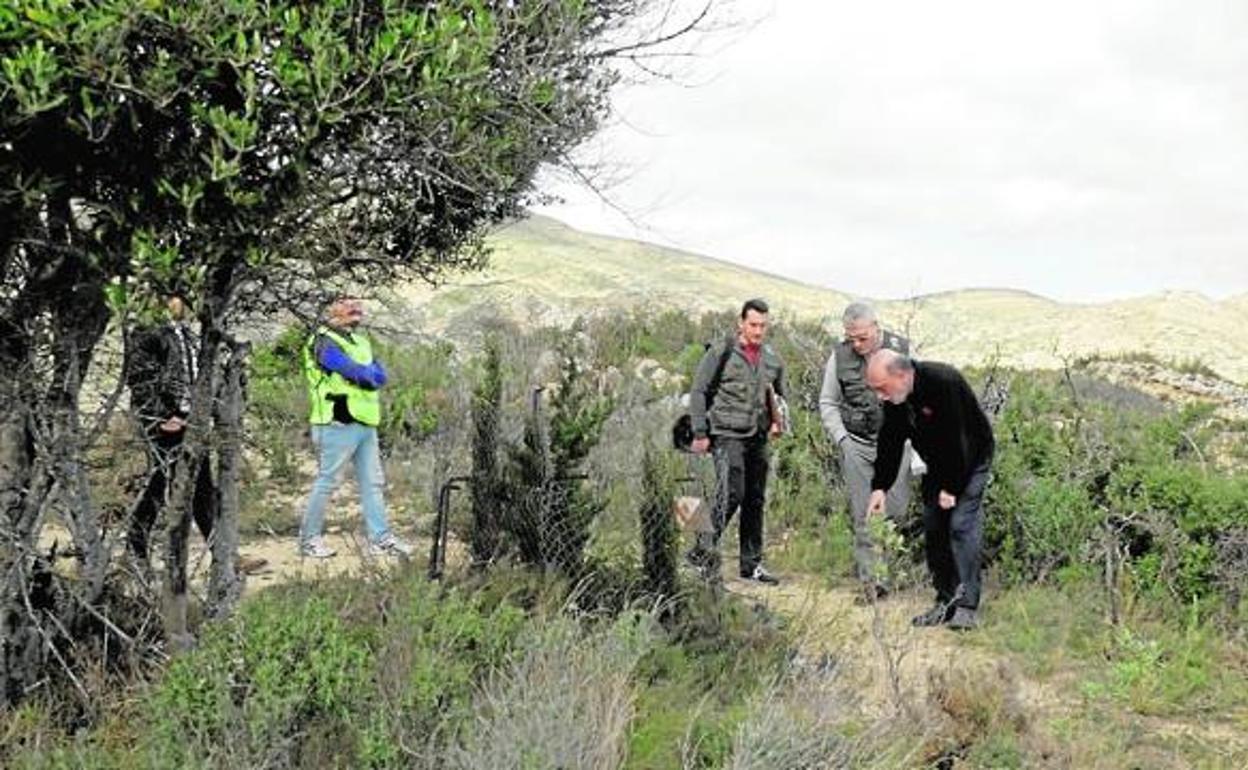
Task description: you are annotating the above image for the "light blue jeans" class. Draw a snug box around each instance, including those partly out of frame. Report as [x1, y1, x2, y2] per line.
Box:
[300, 423, 390, 546]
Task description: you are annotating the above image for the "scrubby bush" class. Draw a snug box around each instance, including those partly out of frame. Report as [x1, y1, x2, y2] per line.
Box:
[985, 366, 1248, 614]
[638, 442, 680, 599]
[449, 612, 655, 769]
[498, 339, 614, 577]
[130, 576, 529, 768]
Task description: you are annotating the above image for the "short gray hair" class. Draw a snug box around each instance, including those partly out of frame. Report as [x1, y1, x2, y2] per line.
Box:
[841, 301, 877, 325]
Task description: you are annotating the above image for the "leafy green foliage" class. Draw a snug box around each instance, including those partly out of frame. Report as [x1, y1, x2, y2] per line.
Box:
[145, 593, 375, 765]
[985, 368, 1248, 609]
[135, 576, 529, 768]
[2, 0, 666, 705]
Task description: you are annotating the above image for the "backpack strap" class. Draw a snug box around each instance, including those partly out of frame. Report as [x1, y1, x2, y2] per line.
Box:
[705, 334, 736, 407]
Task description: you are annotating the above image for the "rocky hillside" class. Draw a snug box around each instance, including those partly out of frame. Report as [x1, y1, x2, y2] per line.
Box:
[391, 215, 1248, 384]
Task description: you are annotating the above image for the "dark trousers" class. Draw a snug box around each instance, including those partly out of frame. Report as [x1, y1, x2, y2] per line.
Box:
[128, 429, 217, 561]
[921, 459, 991, 610]
[701, 434, 770, 573]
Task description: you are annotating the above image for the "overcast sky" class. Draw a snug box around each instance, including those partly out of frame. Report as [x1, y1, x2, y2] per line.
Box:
[534, 0, 1248, 302]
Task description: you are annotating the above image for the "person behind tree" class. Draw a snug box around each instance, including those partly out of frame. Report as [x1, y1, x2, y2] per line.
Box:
[126, 295, 266, 573]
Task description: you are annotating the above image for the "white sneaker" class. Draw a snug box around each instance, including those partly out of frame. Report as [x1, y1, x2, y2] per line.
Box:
[299, 538, 337, 559]
[369, 533, 414, 557]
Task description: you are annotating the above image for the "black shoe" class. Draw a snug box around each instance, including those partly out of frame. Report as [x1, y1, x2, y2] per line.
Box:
[946, 607, 978, 630]
[912, 601, 956, 627]
[740, 565, 779, 585]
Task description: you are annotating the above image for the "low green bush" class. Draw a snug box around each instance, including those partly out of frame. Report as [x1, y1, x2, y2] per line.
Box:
[985, 368, 1247, 611]
[130, 575, 529, 768]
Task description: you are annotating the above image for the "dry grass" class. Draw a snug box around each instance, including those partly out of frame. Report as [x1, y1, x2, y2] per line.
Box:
[448, 612, 654, 770]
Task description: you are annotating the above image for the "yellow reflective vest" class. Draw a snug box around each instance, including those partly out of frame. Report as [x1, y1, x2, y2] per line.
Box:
[303, 326, 381, 427]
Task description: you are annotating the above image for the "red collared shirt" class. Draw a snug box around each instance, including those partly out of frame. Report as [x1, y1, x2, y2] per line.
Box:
[741, 342, 761, 367]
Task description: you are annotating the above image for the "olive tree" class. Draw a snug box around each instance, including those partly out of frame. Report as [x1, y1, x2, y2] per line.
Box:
[0, 0, 714, 706]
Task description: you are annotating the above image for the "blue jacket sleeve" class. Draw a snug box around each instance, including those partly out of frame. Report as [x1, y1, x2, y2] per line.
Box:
[315, 336, 385, 390]
[370, 360, 388, 388]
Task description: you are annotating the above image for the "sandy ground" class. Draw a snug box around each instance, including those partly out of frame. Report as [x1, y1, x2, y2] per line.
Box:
[723, 573, 1068, 720]
[724, 571, 1248, 758]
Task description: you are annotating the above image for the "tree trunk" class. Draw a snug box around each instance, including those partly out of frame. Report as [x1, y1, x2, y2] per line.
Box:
[208, 339, 248, 618]
[47, 300, 111, 601]
[0, 318, 37, 706]
[160, 337, 220, 651]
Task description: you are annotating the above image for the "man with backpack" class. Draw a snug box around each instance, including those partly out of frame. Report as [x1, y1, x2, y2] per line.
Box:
[685, 298, 786, 584]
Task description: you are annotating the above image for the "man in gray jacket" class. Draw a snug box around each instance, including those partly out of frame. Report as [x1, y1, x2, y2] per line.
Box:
[819, 302, 913, 597]
[687, 298, 786, 584]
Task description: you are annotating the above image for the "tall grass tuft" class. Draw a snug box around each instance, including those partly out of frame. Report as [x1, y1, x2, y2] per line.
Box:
[449, 612, 655, 770]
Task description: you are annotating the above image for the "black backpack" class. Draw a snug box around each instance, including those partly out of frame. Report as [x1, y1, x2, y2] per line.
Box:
[671, 338, 735, 451]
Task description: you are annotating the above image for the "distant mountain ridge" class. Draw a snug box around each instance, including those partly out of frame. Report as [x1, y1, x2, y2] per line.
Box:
[392, 215, 1248, 384]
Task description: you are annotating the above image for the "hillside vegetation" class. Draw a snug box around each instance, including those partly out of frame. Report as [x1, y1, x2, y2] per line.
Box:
[396, 215, 1248, 384]
[6, 305, 1245, 769]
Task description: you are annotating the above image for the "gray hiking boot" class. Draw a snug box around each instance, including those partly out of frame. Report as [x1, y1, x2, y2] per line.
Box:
[369, 533, 415, 557]
[947, 607, 979, 630]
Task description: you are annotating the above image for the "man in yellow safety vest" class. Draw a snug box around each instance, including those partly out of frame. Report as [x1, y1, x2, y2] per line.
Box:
[298, 296, 413, 559]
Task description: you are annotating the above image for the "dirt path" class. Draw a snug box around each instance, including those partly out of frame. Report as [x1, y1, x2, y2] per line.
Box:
[225, 527, 434, 593]
[723, 571, 1248, 763]
[722, 573, 1071, 721]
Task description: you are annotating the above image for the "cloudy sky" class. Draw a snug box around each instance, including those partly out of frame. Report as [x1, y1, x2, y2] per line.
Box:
[535, 0, 1248, 302]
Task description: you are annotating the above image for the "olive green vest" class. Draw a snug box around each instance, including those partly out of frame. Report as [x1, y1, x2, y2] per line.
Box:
[706, 341, 784, 439]
[303, 326, 381, 427]
[834, 330, 909, 439]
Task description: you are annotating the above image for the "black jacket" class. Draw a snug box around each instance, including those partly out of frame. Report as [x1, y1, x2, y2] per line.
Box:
[872, 361, 994, 496]
[127, 322, 196, 428]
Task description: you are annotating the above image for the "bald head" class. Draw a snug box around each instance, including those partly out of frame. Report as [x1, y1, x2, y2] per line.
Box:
[866, 349, 915, 404]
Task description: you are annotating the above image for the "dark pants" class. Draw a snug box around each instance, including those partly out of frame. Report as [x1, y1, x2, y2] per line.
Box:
[700, 434, 770, 573]
[128, 429, 217, 561]
[921, 459, 991, 610]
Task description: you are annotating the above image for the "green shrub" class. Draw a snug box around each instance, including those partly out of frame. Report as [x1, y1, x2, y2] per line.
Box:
[985, 368, 1247, 609]
[499, 338, 614, 576]
[469, 334, 504, 564]
[144, 593, 374, 765]
[247, 324, 309, 485]
[639, 441, 680, 599]
[1079, 601, 1247, 717]
[131, 575, 531, 768]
